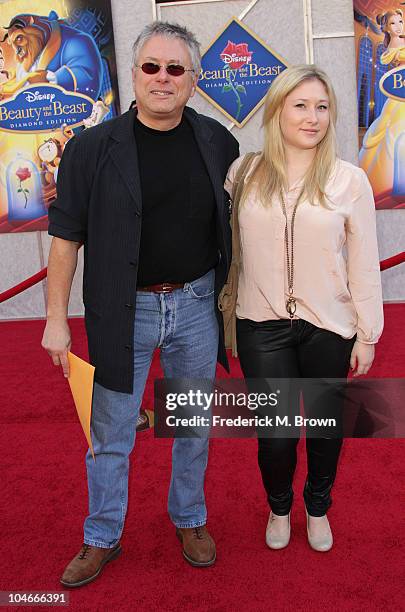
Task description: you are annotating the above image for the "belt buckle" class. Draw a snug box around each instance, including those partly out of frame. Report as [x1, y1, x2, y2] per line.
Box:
[161, 283, 172, 294]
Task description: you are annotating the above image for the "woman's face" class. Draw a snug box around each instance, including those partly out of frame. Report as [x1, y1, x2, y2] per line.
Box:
[387, 13, 404, 36]
[279, 78, 330, 152]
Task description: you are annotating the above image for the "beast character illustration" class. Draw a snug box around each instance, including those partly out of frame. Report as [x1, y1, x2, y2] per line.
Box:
[0, 11, 103, 99]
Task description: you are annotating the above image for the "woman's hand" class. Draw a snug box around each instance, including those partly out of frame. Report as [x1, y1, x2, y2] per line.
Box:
[350, 341, 375, 377]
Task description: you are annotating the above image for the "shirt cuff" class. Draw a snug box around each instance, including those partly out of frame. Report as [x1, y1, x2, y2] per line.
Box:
[46, 70, 57, 84]
[354, 336, 378, 345]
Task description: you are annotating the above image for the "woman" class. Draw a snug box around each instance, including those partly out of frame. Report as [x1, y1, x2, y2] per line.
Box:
[359, 8, 405, 202]
[225, 65, 383, 552]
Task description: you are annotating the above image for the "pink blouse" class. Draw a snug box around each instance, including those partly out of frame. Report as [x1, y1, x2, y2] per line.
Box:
[225, 156, 384, 344]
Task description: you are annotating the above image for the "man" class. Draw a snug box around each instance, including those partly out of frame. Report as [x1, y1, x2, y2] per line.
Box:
[42, 21, 239, 587]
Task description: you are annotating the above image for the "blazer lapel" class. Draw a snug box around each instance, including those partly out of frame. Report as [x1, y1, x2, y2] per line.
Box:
[108, 109, 142, 215]
[107, 107, 226, 218]
[184, 107, 225, 217]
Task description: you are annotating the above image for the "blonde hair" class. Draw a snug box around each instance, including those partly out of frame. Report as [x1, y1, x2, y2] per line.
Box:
[243, 65, 337, 209]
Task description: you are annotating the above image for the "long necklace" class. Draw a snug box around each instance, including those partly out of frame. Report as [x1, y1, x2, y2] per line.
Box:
[280, 190, 302, 319]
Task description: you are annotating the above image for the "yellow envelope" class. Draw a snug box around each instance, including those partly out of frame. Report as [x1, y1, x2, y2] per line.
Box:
[67, 351, 95, 461]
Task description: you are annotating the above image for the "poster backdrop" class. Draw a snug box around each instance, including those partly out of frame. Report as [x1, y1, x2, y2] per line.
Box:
[0, 0, 120, 233]
[354, 1, 405, 209]
[197, 18, 288, 127]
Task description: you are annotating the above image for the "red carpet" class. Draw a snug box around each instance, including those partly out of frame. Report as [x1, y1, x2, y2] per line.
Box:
[1, 304, 404, 611]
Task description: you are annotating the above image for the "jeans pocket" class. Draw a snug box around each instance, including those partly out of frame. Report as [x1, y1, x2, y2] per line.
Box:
[186, 270, 215, 299]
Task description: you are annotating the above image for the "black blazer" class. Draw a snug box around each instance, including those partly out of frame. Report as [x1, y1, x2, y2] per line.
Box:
[49, 107, 239, 392]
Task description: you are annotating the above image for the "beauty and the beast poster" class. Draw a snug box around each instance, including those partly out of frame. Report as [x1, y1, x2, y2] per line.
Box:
[0, 0, 120, 233]
[355, 1, 405, 209]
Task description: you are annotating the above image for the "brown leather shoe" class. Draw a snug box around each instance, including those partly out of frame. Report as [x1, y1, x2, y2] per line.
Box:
[176, 526, 216, 567]
[60, 543, 121, 588]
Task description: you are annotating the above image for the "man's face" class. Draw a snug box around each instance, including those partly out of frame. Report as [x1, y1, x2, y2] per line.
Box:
[132, 35, 197, 128]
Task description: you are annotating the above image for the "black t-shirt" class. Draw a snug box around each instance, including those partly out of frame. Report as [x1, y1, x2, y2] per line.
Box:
[134, 116, 218, 285]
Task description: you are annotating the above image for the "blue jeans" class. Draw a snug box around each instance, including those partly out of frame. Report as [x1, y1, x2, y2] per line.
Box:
[83, 269, 218, 548]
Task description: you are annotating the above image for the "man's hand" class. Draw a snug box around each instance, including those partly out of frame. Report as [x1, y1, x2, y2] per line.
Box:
[41, 237, 80, 377]
[350, 340, 375, 377]
[41, 318, 72, 377]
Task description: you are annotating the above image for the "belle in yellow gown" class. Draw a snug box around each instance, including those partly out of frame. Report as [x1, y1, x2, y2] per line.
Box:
[359, 45, 405, 199]
[359, 20, 405, 202]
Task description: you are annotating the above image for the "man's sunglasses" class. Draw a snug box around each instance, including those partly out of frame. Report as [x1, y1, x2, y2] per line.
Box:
[135, 62, 194, 77]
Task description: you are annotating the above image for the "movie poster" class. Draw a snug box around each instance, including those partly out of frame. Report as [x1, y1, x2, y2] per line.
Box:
[354, 1, 405, 209]
[197, 19, 288, 127]
[0, 0, 120, 233]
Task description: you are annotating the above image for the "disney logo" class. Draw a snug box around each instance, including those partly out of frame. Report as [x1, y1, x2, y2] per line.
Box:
[222, 53, 252, 64]
[24, 90, 56, 103]
[220, 42, 253, 70]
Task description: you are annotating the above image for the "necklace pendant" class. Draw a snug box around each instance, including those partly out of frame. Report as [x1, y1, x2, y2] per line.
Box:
[286, 296, 296, 317]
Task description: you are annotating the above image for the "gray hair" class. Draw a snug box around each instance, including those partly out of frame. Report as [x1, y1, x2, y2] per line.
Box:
[132, 21, 201, 76]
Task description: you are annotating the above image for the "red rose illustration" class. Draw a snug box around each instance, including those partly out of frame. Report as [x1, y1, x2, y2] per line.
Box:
[16, 167, 31, 181]
[220, 41, 253, 70]
[16, 167, 31, 208]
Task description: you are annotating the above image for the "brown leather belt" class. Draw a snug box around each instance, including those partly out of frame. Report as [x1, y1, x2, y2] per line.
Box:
[137, 282, 185, 294]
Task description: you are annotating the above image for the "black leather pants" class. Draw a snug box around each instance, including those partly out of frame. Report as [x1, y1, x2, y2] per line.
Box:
[237, 318, 356, 516]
